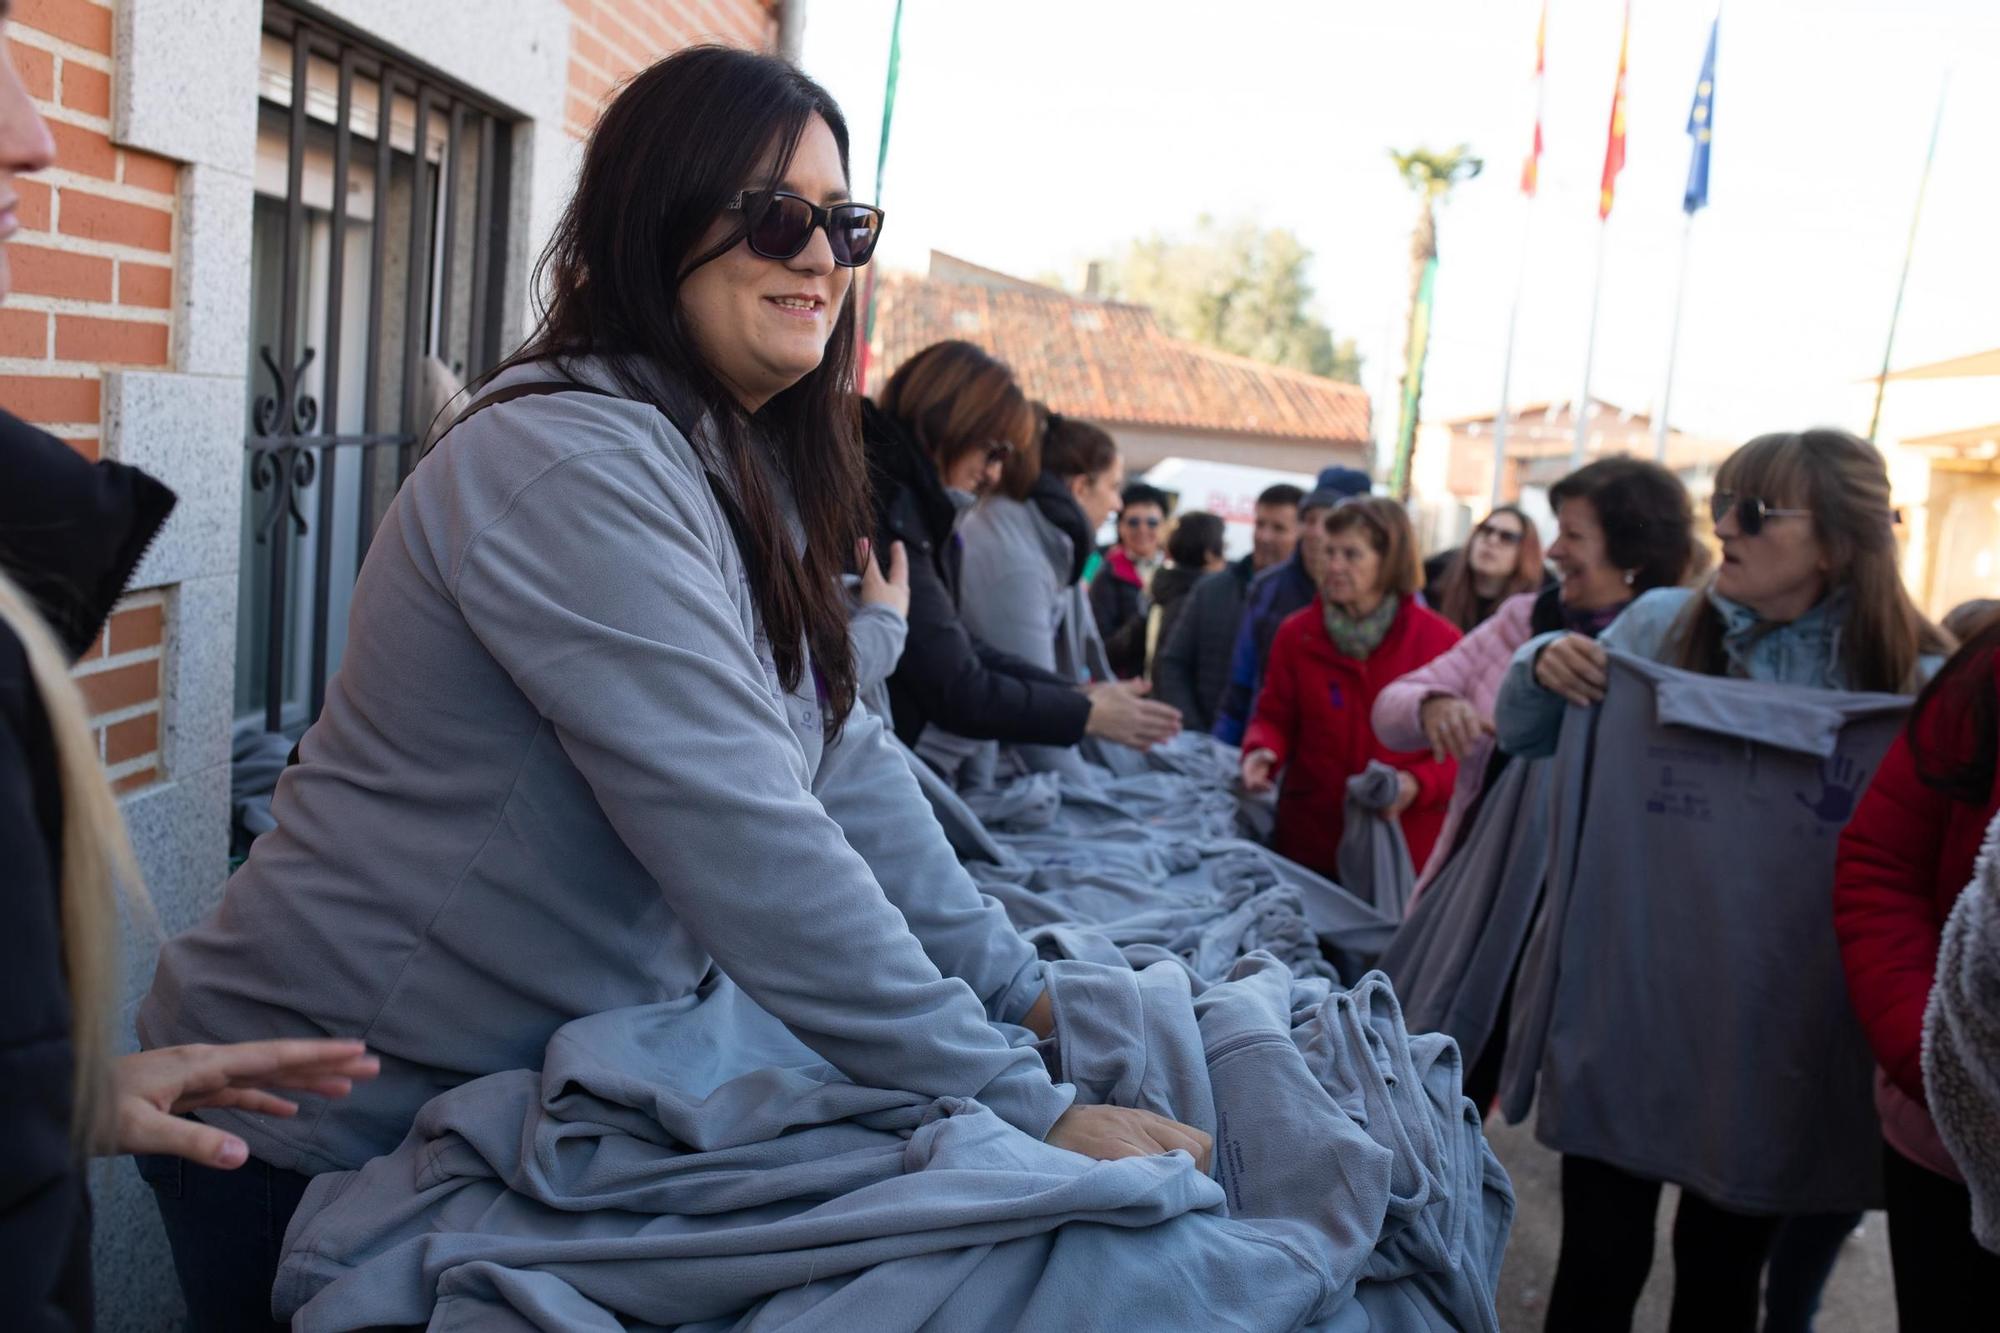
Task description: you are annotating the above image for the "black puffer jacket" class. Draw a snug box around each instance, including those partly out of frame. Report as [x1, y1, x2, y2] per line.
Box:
[1, 410, 175, 1331]
[863, 401, 1091, 749]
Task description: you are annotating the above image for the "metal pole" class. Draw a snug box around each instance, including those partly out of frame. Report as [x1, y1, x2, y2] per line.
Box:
[1868, 74, 1949, 443]
[1655, 210, 1696, 463]
[1570, 221, 1608, 468]
[1493, 203, 1534, 507]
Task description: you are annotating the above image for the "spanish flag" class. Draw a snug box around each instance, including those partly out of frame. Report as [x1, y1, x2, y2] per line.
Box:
[1599, 0, 1631, 219]
[1521, 1, 1548, 196]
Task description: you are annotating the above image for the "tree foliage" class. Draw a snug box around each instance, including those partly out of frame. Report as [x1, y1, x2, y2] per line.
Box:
[1099, 217, 1362, 384]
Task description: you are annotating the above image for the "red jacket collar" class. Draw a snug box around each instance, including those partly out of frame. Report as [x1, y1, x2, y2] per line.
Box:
[1106, 547, 1145, 588]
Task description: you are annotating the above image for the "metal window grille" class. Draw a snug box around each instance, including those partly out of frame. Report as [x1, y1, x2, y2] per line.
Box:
[242, 3, 516, 732]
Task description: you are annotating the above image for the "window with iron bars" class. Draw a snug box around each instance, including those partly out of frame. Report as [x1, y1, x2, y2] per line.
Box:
[239, 4, 516, 735]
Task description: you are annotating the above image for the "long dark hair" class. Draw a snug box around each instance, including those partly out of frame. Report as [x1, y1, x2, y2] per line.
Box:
[492, 46, 864, 741]
[1910, 618, 2000, 803]
[1666, 430, 1949, 692]
[1433, 504, 1544, 631]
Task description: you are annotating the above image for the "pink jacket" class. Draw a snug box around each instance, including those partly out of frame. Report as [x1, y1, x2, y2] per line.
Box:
[1371, 592, 1537, 898]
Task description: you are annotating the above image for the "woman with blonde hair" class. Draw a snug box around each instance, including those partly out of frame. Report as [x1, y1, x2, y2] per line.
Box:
[1496, 427, 1952, 1333]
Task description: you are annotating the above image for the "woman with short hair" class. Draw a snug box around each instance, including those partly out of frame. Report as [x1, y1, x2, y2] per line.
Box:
[1240, 497, 1462, 880]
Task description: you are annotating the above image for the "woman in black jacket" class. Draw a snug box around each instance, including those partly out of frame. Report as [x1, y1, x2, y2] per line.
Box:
[866, 341, 1178, 753]
[0, 22, 376, 1327]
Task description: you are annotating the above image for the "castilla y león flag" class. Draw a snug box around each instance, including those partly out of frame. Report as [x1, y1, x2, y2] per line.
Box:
[1600, 0, 1632, 219]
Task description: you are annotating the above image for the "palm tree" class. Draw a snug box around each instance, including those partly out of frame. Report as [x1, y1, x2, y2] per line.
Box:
[1387, 145, 1483, 499]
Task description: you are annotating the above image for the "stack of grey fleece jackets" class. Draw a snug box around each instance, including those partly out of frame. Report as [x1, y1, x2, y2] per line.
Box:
[1497, 651, 1909, 1214]
[274, 955, 1512, 1330]
[903, 731, 1404, 988]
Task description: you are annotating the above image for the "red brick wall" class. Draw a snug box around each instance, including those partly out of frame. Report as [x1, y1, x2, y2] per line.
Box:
[563, 0, 779, 138]
[9, 0, 178, 793]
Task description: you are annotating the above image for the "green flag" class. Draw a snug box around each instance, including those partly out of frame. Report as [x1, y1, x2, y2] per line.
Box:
[1389, 257, 1438, 501]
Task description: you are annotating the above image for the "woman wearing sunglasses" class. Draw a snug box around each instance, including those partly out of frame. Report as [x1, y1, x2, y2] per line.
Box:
[863, 341, 1180, 758]
[1493, 428, 1951, 1333]
[135, 48, 1208, 1328]
[1090, 482, 1171, 679]
[1427, 505, 1547, 634]
[1374, 458, 1691, 899]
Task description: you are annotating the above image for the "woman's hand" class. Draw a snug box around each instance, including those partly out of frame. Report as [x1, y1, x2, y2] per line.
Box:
[1419, 694, 1494, 763]
[108, 1039, 380, 1169]
[1386, 770, 1420, 817]
[857, 539, 910, 620]
[1083, 679, 1182, 750]
[1046, 1104, 1213, 1174]
[1533, 633, 1610, 707]
[1240, 747, 1278, 794]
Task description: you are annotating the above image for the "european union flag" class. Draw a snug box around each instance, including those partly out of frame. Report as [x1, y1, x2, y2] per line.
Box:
[1684, 18, 1718, 213]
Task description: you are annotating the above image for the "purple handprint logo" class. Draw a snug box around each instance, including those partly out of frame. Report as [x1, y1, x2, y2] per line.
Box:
[1795, 753, 1864, 826]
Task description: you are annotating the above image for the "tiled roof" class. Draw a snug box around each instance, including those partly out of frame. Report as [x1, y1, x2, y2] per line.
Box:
[867, 263, 1372, 446]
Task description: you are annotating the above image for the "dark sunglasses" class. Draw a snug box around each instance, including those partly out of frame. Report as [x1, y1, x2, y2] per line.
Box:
[1473, 523, 1524, 546]
[1710, 491, 1811, 536]
[1120, 514, 1162, 529]
[726, 189, 885, 268]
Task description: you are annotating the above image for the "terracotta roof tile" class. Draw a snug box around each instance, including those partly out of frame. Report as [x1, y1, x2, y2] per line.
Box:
[869, 269, 1372, 445]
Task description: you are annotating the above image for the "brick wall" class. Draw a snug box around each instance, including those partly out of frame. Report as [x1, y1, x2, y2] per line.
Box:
[9, 0, 178, 795]
[563, 0, 779, 138]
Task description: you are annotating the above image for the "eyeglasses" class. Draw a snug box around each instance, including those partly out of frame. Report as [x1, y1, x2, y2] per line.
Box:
[1473, 523, 1524, 546]
[725, 189, 885, 268]
[1120, 514, 1162, 529]
[1710, 491, 1811, 536]
[982, 440, 1014, 466]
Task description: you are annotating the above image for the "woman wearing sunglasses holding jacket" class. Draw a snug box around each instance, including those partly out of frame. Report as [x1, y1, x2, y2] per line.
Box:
[135, 48, 1207, 1329]
[1494, 428, 1951, 1333]
[862, 341, 1179, 758]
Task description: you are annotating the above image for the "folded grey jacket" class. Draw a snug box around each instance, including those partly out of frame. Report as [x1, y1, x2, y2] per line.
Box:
[1337, 761, 1416, 918]
[1380, 754, 1553, 1074]
[1499, 650, 1909, 1213]
[138, 359, 1069, 1174]
[275, 955, 1511, 1332]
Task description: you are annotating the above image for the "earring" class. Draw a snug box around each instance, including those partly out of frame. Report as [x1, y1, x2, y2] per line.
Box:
[1623, 569, 1637, 586]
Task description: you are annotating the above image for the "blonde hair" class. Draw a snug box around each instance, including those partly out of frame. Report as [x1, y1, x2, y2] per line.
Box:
[0, 568, 146, 1150]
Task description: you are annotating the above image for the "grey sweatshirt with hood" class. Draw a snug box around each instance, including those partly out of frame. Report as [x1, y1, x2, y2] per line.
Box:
[138, 359, 1072, 1174]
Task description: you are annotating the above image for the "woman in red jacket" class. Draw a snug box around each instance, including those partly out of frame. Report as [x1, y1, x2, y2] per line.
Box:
[1835, 617, 2000, 1329]
[1241, 496, 1460, 879]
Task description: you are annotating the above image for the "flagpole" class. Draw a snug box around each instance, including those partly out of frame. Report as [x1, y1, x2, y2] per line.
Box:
[1571, 221, 1608, 467]
[855, 0, 906, 395]
[1867, 73, 1948, 443]
[1655, 212, 1695, 462]
[1494, 208, 1533, 506]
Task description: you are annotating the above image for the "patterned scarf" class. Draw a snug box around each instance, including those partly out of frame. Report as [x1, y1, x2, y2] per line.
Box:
[1322, 594, 1400, 660]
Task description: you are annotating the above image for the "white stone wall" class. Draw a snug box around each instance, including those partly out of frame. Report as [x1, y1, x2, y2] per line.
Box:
[95, 4, 571, 1326]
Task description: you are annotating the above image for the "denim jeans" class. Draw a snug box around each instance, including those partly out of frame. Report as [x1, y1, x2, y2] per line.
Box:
[134, 1151, 315, 1332]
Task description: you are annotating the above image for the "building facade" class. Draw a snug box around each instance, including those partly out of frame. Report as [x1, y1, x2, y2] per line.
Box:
[5, 2, 776, 1324]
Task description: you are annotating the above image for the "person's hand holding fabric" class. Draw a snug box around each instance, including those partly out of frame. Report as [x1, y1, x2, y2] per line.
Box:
[857, 539, 910, 621]
[108, 1039, 379, 1168]
[1241, 747, 1278, 794]
[1534, 632, 1610, 707]
[1046, 1104, 1213, 1174]
[1386, 770, 1420, 817]
[1419, 693, 1494, 763]
[1082, 678, 1181, 750]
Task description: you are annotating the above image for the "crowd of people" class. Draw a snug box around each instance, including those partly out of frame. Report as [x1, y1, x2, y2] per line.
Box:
[5, 28, 2000, 1333]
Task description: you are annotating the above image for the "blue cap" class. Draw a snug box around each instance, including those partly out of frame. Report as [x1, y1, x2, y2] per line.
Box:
[1302, 466, 1372, 512]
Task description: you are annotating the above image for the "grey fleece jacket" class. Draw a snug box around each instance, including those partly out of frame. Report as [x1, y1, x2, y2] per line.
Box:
[138, 359, 1071, 1174]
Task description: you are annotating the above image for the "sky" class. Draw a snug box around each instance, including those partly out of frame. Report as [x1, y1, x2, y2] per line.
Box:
[799, 0, 2000, 457]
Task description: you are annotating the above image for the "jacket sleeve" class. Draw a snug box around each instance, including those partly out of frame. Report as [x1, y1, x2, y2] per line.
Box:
[963, 563, 1063, 676]
[1835, 731, 1952, 1100]
[1374, 617, 1499, 752]
[1152, 587, 1205, 721]
[848, 601, 907, 695]
[1242, 627, 1298, 769]
[1212, 608, 1262, 746]
[895, 546, 1090, 746]
[453, 448, 1072, 1139]
[1492, 630, 1571, 759]
[811, 700, 1047, 1026]
[0, 688, 85, 1329]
